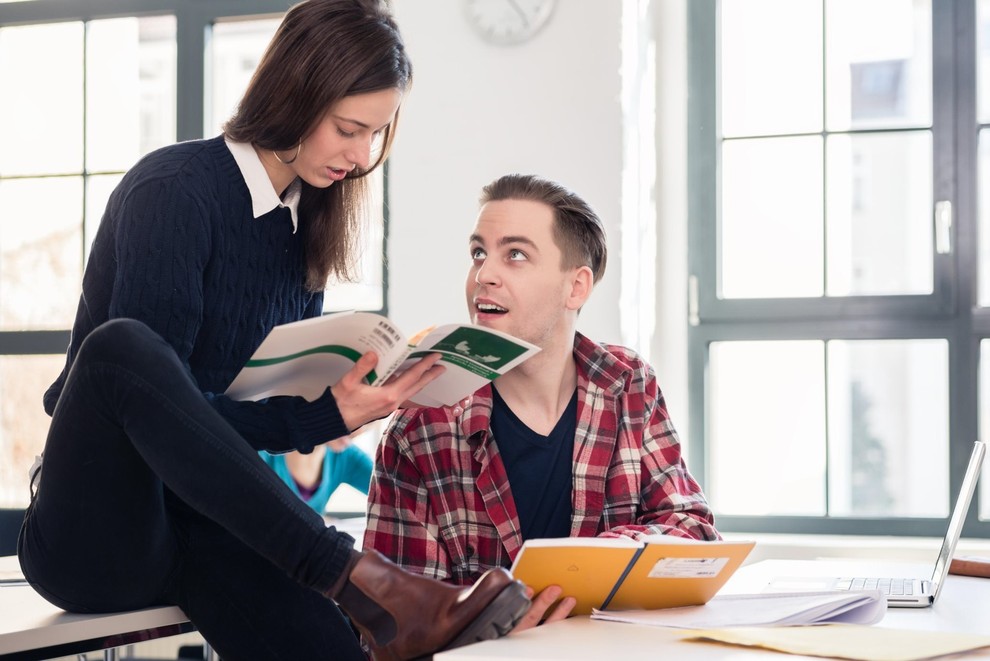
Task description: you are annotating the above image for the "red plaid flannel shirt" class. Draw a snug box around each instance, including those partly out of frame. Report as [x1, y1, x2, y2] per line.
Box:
[364, 333, 720, 585]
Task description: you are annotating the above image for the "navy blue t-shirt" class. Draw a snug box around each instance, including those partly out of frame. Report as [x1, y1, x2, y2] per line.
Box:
[491, 386, 577, 542]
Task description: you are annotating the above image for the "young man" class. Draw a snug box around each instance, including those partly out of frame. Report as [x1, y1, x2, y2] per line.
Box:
[364, 174, 719, 628]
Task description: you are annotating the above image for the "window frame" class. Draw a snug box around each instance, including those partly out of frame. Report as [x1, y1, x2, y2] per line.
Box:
[0, 0, 291, 362]
[687, 0, 989, 538]
[0, 0, 391, 350]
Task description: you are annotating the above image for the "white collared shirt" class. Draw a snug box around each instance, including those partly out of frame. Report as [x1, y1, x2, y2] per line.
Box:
[224, 137, 301, 233]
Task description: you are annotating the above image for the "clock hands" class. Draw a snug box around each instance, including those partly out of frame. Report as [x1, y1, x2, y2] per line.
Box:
[506, 0, 531, 27]
[463, 0, 554, 45]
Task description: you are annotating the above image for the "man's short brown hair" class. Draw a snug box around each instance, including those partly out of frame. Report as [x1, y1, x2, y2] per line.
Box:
[479, 174, 608, 283]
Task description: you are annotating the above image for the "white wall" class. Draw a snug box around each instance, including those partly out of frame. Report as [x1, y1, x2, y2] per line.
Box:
[387, 1, 625, 345]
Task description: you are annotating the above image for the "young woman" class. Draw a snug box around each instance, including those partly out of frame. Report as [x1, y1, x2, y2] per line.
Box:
[17, 1, 528, 659]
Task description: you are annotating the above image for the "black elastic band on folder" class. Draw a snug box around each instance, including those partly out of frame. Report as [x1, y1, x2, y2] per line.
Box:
[600, 546, 646, 610]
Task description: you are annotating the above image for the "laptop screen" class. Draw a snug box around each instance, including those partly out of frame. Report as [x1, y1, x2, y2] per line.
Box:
[930, 441, 986, 599]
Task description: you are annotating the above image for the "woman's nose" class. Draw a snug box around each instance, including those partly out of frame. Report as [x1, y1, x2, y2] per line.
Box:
[347, 136, 373, 170]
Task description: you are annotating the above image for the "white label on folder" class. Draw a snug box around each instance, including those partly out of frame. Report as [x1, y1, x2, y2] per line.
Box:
[647, 557, 729, 578]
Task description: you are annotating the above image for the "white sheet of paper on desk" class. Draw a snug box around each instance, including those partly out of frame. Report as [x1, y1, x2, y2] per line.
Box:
[681, 624, 990, 661]
[591, 590, 885, 628]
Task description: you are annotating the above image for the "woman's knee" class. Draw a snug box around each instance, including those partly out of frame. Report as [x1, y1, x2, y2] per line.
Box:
[77, 319, 168, 366]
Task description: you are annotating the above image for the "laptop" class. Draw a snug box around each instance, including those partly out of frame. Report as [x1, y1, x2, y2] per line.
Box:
[766, 440, 986, 608]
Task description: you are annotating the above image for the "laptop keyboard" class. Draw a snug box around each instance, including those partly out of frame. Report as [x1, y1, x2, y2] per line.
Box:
[836, 577, 914, 596]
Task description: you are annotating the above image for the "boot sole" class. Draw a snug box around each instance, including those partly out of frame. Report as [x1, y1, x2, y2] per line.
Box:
[432, 580, 530, 655]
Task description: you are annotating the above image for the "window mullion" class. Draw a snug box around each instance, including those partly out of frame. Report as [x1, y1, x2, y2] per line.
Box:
[175, 4, 207, 142]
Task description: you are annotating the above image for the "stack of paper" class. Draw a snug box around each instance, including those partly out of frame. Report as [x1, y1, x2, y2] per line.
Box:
[591, 590, 885, 628]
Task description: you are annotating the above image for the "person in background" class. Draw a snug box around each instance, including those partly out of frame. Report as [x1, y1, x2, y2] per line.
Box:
[260, 435, 373, 515]
[364, 173, 720, 632]
[17, 3, 528, 659]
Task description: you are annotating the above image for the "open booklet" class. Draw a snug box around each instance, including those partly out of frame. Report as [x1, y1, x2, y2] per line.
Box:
[225, 311, 540, 407]
[509, 535, 756, 615]
[591, 590, 886, 628]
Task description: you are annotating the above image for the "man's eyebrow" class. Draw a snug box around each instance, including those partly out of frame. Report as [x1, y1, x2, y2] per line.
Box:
[468, 234, 538, 250]
[498, 235, 538, 249]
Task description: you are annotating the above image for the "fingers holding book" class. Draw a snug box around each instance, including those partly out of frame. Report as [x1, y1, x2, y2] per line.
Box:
[510, 585, 577, 634]
[333, 351, 445, 430]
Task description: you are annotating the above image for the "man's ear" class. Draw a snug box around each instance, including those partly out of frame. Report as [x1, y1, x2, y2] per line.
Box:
[565, 266, 594, 311]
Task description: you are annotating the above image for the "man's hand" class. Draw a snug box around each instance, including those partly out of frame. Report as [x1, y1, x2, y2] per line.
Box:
[511, 585, 576, 633]
[332, 351, 445, 430]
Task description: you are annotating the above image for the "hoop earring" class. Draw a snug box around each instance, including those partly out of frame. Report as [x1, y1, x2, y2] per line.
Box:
[273, 143, 301, 165]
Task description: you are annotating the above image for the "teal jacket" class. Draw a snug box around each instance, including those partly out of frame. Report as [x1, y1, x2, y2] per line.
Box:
[260, 445, 373, 514]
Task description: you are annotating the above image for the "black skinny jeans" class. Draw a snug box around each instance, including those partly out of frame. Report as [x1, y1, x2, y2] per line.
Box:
[18, 319, 365, 660]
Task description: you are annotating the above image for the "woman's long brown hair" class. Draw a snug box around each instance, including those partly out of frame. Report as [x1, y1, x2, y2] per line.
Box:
[224, 0, 411, 291]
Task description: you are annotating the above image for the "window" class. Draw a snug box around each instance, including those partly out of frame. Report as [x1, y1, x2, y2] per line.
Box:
[0, 1, 388, 509]
[688, 0, 990, 537]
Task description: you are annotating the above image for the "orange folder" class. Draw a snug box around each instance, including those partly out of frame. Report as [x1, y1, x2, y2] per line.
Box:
[509, 536, 755, 615]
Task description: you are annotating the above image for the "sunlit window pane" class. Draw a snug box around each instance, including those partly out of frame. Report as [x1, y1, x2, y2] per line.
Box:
[711, 338, 948, 519]
[86, 16, 176, 173]
[827, 339, 948, 517]
[0, 177, 83, 330]
[825, 0, 932, 132]
[980, 130, 990, 307]
[85, 174, 124, 264]
[208, 16, 281, 136]
[981, 340, 990, 521]
[0, 22, 83, 176]
[710, 341, 826, 515]
[826, 132, 933, 296]
[978, 0, 990, 124]
[0, 355, 65, 508]
[720, 0, 822, 138]
[720, 136, 824, 298]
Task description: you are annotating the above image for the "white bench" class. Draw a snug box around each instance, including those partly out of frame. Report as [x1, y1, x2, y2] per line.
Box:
[0, 555, 209, 661]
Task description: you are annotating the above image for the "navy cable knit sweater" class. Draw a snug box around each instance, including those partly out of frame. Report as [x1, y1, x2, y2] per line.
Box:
[44, 135, 349, 453]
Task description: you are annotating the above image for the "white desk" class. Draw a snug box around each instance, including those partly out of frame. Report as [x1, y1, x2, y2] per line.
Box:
[436, 558, 990, 660]
[0, 556, 195, 661]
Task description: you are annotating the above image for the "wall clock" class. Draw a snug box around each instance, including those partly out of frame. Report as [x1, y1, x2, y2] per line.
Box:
[463, 0, 556, 46]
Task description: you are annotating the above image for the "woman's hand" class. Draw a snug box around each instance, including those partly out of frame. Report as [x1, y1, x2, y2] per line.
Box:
[510, 585, 576, 634]
[450, 396, 472, 418]
[332, 351, 445, 431]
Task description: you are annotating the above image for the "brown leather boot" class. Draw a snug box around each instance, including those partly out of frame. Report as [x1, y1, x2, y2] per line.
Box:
[329, 549, 529, 661]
